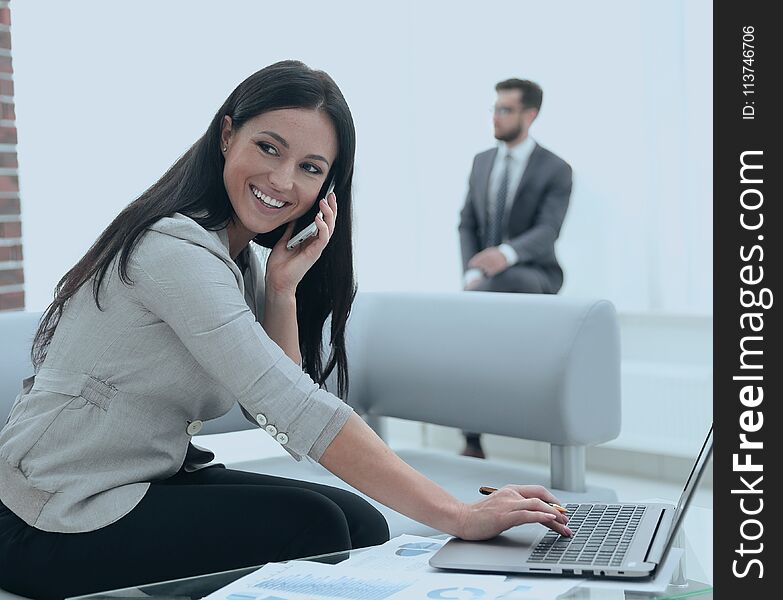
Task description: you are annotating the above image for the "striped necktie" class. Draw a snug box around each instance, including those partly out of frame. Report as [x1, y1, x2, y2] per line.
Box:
[487, 154, 512, 247]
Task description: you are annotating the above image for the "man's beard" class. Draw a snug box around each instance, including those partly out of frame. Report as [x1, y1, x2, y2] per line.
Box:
[495, 124, 523, 143]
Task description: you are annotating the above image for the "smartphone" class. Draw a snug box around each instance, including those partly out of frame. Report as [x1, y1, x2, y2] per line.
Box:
[286, 178, 335, 250]
[253, 177, 335, 249]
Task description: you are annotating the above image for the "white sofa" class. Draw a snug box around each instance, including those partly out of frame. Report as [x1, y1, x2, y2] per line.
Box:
[1, 291, 621, 598]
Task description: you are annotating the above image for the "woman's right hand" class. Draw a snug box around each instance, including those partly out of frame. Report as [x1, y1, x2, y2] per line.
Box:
[265, 192, 337, 296]
[455, 485, 573, 541]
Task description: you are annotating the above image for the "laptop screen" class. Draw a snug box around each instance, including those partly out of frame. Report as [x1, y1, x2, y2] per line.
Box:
[659, 425, 713, 553]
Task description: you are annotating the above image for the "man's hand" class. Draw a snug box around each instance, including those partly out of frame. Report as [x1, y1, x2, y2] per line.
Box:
[468, 247, 508, 277]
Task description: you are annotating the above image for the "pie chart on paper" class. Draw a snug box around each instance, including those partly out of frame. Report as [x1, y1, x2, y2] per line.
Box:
[395, 541, 443, 557]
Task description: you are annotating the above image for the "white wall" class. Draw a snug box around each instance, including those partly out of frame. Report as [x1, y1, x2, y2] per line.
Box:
[11, 0, 712, 316]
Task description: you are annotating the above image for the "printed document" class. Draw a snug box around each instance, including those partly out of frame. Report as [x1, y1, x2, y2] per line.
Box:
[201, 559, 517, 600]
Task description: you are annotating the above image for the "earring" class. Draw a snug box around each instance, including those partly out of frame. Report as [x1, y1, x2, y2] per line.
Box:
[222, 145, 227, 152]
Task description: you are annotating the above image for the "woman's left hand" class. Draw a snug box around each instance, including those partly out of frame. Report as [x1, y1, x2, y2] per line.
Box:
[265, 192, 337, 295]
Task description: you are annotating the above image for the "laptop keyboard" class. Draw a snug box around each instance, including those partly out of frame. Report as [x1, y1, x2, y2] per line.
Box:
[527, 504, 646, 567]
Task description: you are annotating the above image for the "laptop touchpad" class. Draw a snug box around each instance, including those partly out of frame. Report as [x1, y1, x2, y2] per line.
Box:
[430, 524, 547, 572]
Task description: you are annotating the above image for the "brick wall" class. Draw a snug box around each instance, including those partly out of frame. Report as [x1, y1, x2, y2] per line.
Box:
[0, 0, 23, 311]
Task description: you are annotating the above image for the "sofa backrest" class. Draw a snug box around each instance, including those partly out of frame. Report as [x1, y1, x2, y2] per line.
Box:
[332, 292, 621, 446]
[0, 310, 39, 424]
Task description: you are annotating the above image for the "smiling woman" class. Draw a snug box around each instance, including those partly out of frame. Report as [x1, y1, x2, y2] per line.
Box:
[0, 60, 570, 600]
[219, 108, 341, 358]
[220, 109, 337, 254]
[35, 60, 358, 399]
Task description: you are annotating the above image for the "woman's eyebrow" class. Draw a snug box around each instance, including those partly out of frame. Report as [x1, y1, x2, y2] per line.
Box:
[259, 130, 289, 148]
[258, 130, 330, 166]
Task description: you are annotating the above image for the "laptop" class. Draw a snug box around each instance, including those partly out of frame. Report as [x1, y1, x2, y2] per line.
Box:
[429, 425, 712, 579]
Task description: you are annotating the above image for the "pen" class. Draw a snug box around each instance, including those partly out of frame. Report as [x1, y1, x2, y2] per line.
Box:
[478, 486, 569, 513]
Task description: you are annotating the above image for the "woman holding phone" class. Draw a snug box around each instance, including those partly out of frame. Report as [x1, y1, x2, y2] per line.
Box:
[0, 60, 570, 599]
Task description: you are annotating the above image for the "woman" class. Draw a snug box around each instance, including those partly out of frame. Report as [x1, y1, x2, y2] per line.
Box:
[0, 60, 570, 599]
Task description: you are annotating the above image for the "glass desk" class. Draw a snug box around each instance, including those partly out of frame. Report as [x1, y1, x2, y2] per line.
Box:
[68, 514, 713, 600]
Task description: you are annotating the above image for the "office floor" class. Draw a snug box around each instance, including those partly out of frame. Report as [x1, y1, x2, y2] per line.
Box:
[586, 465, 712, 507]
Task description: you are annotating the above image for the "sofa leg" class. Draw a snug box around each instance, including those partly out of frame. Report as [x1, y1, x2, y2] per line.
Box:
[363, 414, 386, 441]
[550, 445, 586, 492]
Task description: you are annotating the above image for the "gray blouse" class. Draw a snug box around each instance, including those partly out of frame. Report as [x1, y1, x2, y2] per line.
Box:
[0, 213, 353, 533]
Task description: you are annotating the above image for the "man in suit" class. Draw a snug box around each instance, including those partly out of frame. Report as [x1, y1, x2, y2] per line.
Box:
[458, 78, 572, 459]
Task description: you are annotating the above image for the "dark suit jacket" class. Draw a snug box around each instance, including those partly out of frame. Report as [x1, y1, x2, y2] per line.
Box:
[459, 143, 572, 292]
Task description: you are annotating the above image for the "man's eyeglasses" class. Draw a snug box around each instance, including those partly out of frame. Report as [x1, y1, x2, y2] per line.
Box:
[492, 106, 519, 116]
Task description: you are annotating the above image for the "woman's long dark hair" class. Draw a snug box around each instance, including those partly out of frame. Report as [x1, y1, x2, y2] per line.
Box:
[32, 60, 357, 397]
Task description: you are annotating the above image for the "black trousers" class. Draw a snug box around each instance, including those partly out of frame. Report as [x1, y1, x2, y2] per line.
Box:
[0, 467, 389, 600]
